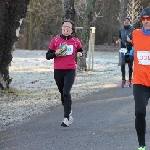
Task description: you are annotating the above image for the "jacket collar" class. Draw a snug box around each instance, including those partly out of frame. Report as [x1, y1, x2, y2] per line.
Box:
[60, 34, 72, 40]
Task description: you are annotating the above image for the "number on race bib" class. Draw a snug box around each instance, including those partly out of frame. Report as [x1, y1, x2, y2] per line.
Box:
[137, 51, 150, 65]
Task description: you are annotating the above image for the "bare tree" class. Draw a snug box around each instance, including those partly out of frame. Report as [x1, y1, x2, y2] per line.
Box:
[127, 0, 141, 26]
[119, 0, 129, 26]
[77, 0, 96, 71]
[62, 0, 75, 22]
[26, 0, 52, 50]
[117, 0, 129, 65]
[22, 0, 62, 50]
[0, 0, 29, 89]
[141, 0, 150, 8]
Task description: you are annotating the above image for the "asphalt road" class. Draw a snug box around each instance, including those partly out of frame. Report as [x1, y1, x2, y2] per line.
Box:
[1, 86, 150, 150]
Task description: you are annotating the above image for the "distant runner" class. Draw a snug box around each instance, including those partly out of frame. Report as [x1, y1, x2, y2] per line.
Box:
[116, 17, 134, 88]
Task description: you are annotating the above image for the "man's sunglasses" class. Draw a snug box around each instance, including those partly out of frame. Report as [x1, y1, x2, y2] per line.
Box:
[141, 16, 150, 21]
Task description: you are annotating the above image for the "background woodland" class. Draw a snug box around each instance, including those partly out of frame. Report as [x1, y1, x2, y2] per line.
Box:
[17, 0, 150, 50]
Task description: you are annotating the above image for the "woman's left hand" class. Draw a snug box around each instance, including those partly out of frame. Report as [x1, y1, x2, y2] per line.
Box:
[77, 52, 82, 57]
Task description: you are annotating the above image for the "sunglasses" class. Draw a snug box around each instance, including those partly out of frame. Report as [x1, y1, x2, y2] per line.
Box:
[141, 16, 150, 21]
[62, 26, 72, 29]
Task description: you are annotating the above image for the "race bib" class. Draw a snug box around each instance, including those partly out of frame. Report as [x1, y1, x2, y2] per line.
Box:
[119, 48, 127, 54]
[66, 45, 73, 55]
[137, 51, 150, 65]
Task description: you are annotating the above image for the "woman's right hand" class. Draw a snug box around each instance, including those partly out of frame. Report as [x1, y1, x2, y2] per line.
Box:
[55, 49, 62, 55]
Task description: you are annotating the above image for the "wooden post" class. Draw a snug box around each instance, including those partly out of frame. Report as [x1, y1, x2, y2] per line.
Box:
[88, 30, 92, 70]
[91, 27, 95, 70]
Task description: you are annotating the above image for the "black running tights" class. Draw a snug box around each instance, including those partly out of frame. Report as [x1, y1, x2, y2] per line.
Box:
[133, 84, 150, 146]
[121, 62, 133, 80]
[54, 69, 75, 118]
[120, 52, 133, 80]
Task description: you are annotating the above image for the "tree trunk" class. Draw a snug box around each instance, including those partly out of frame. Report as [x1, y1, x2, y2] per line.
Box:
[27, 1, 34, 50]
[127, 0, 141, 27]
[62, 0, 75, 22]
[118, 0, 128, 66]
[120, 0, 129, 26]
[107, 0, 113, 45]
[79, 0, 95, 71]
[0, 0, 30, 89]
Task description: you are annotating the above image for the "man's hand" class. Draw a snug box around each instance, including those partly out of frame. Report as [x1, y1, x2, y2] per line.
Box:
[127, 35, 132, 42]
[116, 39, 121, 44]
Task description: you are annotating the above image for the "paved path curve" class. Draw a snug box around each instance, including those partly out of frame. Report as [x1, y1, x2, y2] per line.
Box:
[1, 87, 150, 150]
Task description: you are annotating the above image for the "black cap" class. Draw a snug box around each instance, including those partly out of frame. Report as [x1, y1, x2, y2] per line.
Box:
[124, 17, 130, 21]
[141, 7, 150, 17]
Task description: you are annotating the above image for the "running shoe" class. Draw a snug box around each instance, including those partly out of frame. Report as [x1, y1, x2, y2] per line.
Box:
[128, 80, 132, 87]
[61, 110, 74, 127]
[121, 80, 126, 88]
[138, 146, 146, 150]
[61, 118, 69, 127]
